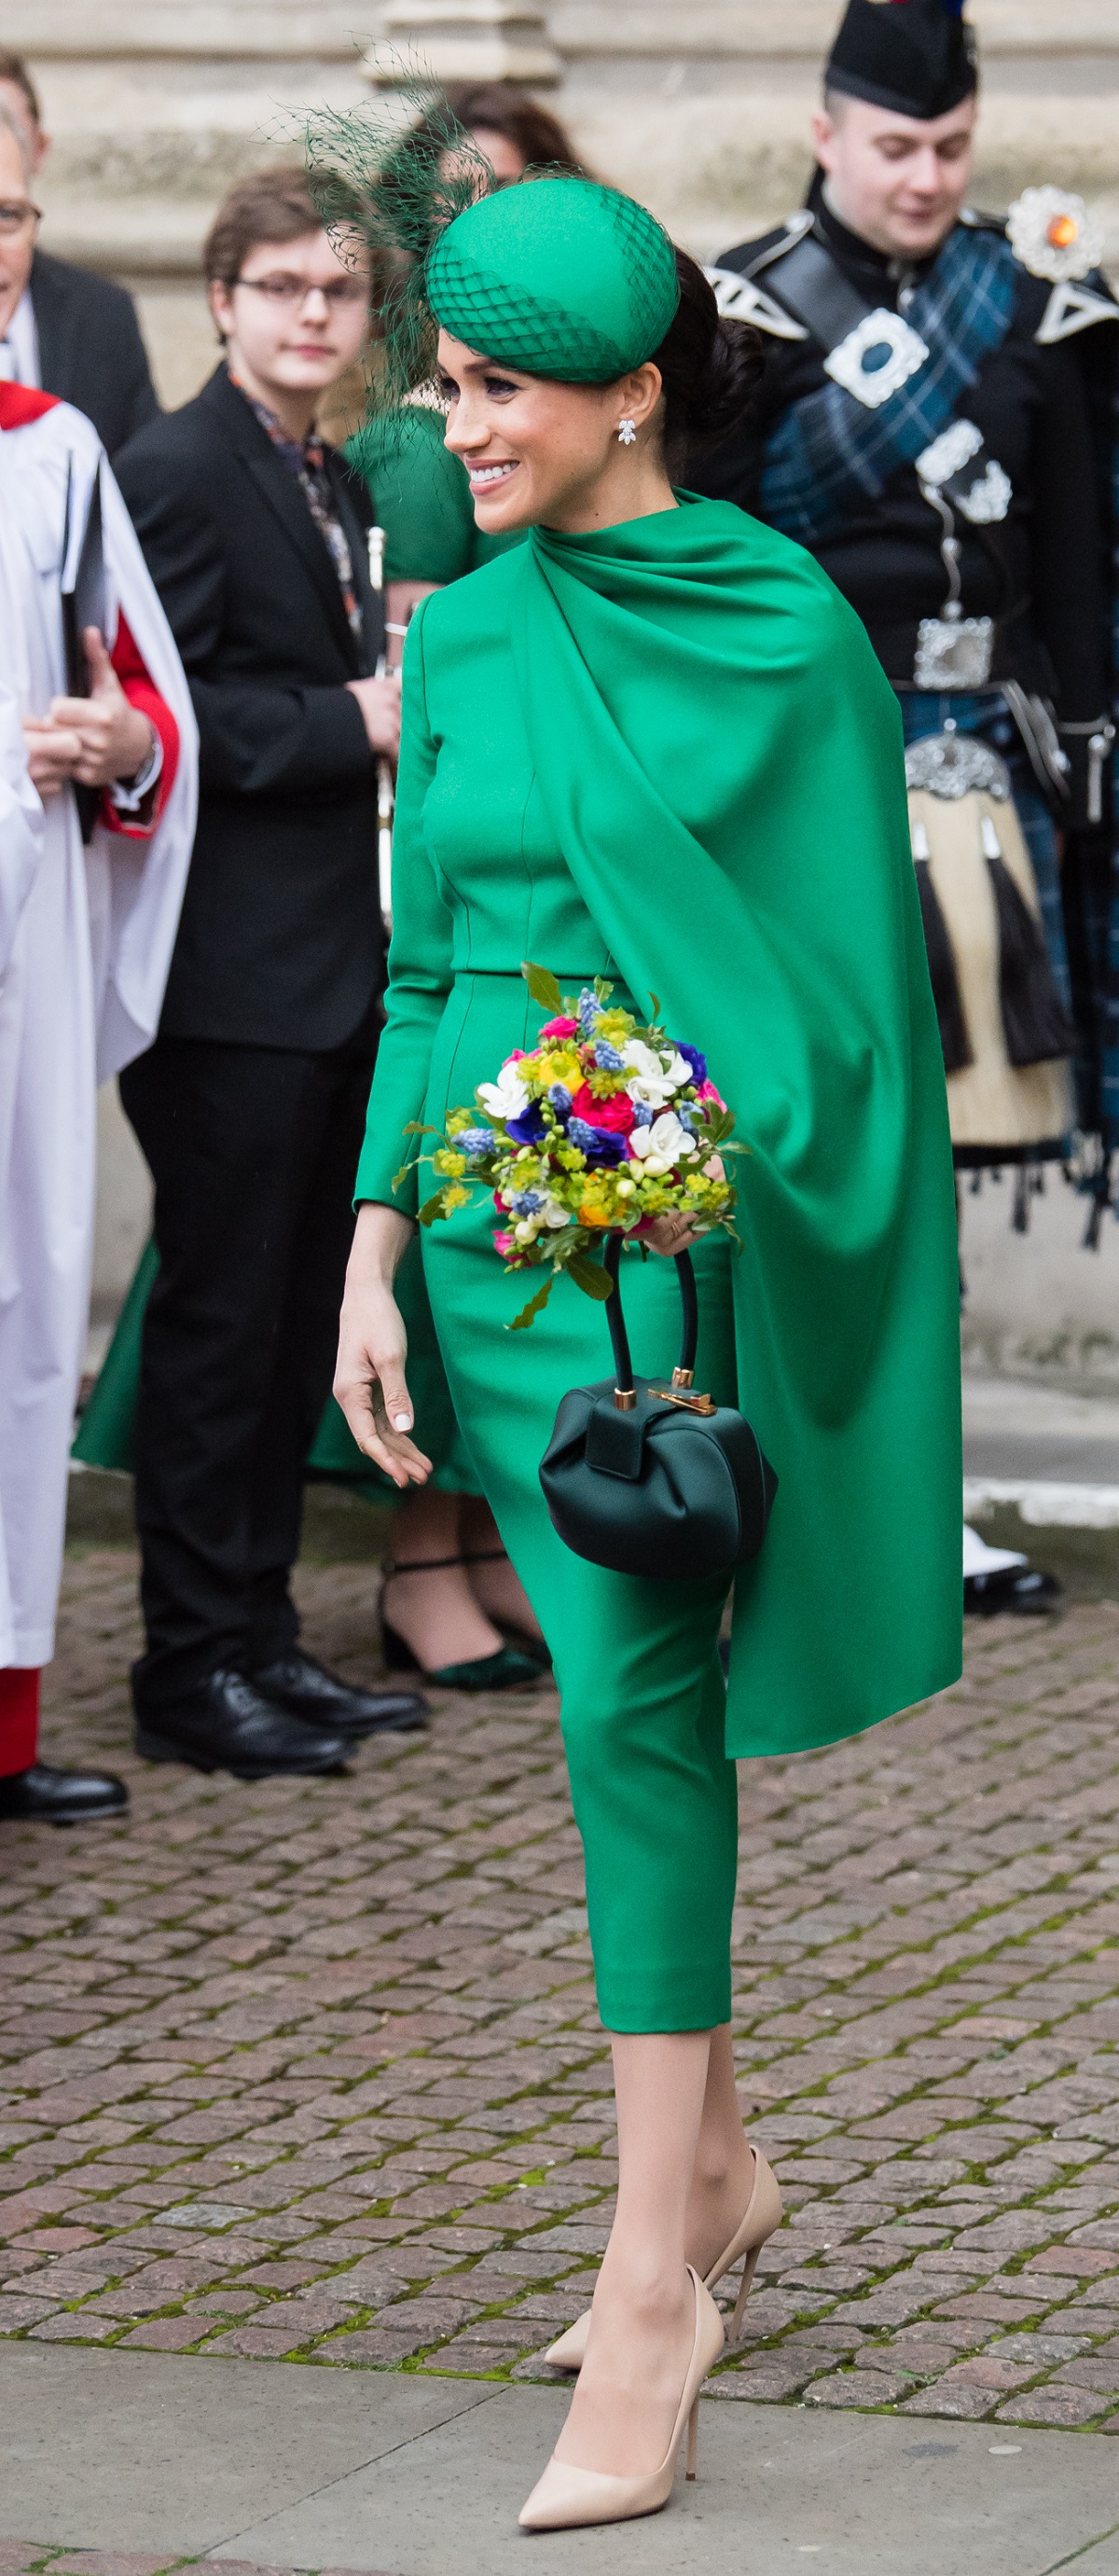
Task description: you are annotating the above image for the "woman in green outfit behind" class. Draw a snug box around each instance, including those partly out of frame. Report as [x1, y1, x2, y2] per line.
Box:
[332, 172, 961, 2532]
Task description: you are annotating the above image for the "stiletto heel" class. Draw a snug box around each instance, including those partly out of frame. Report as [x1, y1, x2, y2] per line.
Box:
[518, 2266, 724, 2533]
[729, 2240, 761, 2339]
[544, 2142, 782, 2370]
[685, 2393, 700, 2482]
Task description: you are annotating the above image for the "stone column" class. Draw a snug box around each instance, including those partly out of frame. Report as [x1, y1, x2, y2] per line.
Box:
[366, 0, 561, 88]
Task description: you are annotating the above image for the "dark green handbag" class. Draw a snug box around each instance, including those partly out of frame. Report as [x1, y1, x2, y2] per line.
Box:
[539, 1236, 777, 1581]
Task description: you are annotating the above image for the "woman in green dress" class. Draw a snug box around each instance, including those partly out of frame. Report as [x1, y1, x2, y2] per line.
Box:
[332, 172, 961, 2531]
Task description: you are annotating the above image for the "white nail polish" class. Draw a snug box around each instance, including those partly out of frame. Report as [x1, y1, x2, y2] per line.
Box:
[394, 1413, 412, 1430]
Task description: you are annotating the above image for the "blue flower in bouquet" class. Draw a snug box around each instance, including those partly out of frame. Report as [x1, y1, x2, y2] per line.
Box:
[631, 1100, 654, 1127]
[676, 1042, 707, 1087]
[459, 1128, 494, 1158]
[509, 1188, 546, 1215]
[568, 1116, 628, 1166]
[577, 989, 600, 1033]
[593, 1040, 625, 1071]
[547, 1083, 573, 1115]
[505, 1101, 547, 1146]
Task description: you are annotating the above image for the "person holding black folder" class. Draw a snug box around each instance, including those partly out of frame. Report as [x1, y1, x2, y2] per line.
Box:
[0, 376, 196, 1824]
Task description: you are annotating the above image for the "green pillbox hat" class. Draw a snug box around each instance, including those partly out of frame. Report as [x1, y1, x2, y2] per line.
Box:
[425, 175, 681, 384]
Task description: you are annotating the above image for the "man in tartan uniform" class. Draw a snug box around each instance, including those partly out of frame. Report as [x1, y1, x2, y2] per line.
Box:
[694, 0, 1119, 1612]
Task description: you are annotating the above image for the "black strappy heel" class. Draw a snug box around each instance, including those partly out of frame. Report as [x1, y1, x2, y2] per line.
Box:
[380, 1552, 550, 1691]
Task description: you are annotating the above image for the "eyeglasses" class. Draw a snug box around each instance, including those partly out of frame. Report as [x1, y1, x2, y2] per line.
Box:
[233, 272, 366, 309]
[0, 201, 41, 240]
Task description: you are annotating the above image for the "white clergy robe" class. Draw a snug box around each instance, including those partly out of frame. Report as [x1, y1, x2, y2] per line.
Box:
[0, 394, 197, 1667]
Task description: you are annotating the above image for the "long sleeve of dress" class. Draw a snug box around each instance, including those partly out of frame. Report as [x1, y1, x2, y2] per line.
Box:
[353, 601, 452, 1215]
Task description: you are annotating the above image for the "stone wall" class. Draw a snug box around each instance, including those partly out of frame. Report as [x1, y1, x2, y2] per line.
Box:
[560, 2, 1119, 258]
[13, 0, 1119, 408]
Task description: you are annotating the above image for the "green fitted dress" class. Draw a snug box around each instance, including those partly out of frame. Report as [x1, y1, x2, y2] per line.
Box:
[356, 493, 962, 2035]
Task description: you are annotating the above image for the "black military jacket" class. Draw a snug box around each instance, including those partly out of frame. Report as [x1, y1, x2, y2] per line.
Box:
[694, 188, 1118, 826]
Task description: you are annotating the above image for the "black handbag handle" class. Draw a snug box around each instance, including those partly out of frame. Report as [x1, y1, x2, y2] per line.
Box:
[603, 1234, 698, 1400]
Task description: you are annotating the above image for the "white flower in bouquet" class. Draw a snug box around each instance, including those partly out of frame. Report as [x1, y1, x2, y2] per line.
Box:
[628, 1110, 699, 1171]
[478, 1061, 530, 1120]
[623, 1038, 693, 1108]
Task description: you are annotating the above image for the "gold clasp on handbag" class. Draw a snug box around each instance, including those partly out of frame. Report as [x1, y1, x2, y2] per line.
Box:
[648, 1378, 717, 1416]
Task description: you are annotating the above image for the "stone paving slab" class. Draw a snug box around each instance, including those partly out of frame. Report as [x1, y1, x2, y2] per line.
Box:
[0, 2346, 487, 2551]
[1, 1542, 1118, 2433]
[2, 2349, 1119, 2576]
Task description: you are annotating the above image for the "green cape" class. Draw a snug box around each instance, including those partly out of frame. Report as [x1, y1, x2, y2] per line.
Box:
[506, 499, 961, 1750]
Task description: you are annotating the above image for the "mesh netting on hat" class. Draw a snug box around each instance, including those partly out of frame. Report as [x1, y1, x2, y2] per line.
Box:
[305, 79, 498, 461]
[304, 89, 681, 464]
[425, 178, 682, 384]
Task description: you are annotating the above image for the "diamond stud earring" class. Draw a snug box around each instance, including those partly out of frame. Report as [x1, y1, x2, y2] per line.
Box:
[617, 418, 637, 446]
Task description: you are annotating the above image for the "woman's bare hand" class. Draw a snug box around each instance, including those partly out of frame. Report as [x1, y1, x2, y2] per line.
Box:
[644, 1155, 725, 1257]
[334, 1203, 433, 1489]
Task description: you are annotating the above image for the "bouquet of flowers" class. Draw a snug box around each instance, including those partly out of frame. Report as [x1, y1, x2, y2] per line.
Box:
[399, 964, 741, 1328]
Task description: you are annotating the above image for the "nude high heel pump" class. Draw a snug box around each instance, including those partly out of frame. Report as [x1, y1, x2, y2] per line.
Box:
[543, 2142, 781, 2372]
[518, 2265, 724, 2533]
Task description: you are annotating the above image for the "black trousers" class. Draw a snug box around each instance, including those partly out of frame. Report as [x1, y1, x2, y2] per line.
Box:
[118, 1031, 377, 1711]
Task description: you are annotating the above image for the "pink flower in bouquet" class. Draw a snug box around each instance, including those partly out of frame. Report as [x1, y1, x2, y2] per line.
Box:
[698, 1079, 725, 1108]
[493, 1229, 517, 1257]
[503, 1049, 528, 1066]
[538, 1016, 580, 1040]
[569, 1080, 635, 1137]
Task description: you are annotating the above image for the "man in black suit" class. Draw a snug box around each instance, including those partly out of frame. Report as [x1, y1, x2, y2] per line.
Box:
[0, 55, 159, 455]
[114, 165, 426, 1777]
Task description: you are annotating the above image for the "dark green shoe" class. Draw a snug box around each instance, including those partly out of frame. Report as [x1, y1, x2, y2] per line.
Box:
[382, 1623, 549, 1692]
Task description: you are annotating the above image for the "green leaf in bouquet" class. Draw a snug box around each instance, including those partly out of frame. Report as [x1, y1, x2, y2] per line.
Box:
[417, 1191, 449, 1227]
[567, 1252, 615, 1303]
[521, 961, 563, 1017]
[509, 1272, 556, 1331]
[401, 1121, 440, 1137]
[391, 1164, 409, 1193]
[698, 1108, 746, 1156]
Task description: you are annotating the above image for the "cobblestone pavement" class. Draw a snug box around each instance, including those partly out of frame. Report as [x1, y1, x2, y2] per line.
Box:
[2, 1540, 1119, 2439]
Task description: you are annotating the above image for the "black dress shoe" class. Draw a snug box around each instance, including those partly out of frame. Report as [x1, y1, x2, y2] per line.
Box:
[0, 1763, 128, 1824]
[133, 1669, 348, 1779]
[248, 1649, 428, 1737]
[964, 1566, 1061, 1617]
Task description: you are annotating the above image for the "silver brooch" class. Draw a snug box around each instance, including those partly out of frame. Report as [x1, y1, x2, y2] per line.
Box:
[916, 419, 983, 487]
[913, 618, 996, 690]
[957, 460, 1012, 525]
[915, 418, 1012, 525]
[823, 308, 930, 409]
[904, 730, 1011, 800]
[1006, 186, 1104, 284]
